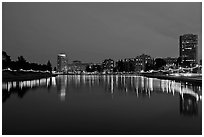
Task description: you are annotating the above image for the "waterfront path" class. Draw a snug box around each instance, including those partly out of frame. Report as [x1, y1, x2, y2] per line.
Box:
[141, 73, 202, 85]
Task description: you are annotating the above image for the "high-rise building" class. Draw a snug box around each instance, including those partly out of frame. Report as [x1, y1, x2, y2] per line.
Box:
[57, 53, 67, 73]
[179, 34, 198, 67]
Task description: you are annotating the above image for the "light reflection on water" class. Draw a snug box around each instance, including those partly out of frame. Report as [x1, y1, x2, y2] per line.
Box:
[2, 75, 202, 134]
[3, 75, 202, 102]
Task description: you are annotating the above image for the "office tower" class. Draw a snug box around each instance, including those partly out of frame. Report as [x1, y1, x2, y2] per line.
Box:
[57, 53, 67, 73]
[179, 34, 198, 67]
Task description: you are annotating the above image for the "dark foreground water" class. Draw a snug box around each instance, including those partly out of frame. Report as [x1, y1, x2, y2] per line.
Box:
[2, 75, 202, 135]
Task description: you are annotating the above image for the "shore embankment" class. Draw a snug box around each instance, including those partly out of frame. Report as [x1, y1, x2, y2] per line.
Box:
[2, 70, 58, 82]
[140, 72, 202, 85]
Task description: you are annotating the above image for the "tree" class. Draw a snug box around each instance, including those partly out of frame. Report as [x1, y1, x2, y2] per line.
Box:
[129, 60, 135, 72]
[176, 57, 182, 67]
[85, 65, 92, 72]
[154, 58, 166, 70]
[182, 57, 190, 67]
[17, 56, 26, 63]
[17, 56, 27, 70]
[145, 62, 154, 71]
[47, 60, 52, 73]
[2, 51, 11, 69]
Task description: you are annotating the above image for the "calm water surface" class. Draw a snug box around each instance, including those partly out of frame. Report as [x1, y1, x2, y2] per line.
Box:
[2, 75, 202, 135]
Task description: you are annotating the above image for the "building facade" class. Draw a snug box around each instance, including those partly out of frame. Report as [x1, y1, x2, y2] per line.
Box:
[179, 34, 198, 67]
[115, 58, 136, 72]
[67, 60, 88, 73]
[135, 54, 153, 72]
[163, 57, 177, 66]
[57, 53, 67, 73]
[102, 59, 114, 72]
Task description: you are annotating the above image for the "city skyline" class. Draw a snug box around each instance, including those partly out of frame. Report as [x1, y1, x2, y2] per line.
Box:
[3, 2, 202, 67]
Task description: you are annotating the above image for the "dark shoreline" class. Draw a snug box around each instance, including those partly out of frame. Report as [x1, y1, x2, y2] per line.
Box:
[2, 71, 58, 82]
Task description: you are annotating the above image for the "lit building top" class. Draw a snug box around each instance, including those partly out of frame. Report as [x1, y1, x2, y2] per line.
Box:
[58, 53, 66, 57]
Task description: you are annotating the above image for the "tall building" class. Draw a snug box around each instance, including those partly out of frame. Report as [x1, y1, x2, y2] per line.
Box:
[179, 34, 198, 67]
[57, 53, 67, 73]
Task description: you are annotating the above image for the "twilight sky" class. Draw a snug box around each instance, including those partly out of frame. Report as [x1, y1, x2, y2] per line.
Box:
[2, 2, 202, 67]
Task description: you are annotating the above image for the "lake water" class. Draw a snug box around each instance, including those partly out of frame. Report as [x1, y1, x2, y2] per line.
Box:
[2, 75, 202, 135]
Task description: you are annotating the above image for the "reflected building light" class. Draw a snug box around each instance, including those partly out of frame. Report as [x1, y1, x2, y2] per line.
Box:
[7, 82, 12, 92]
[40, 79, 48, 87]
[149, 78, 153, 91]
[145, 78, 148, 91]
[60, 88, 66, 101]
[103, 75, 106, 83]
[198, 86, 201, 91]
[168, 81, 172, 93]
[136, 77, 139, 89]
[123, 76, 126, 87]
[3, 78, 57, 91]
[111, 76, 114, 94]
[35, 80, 38, 86]
[13, 81, 16, 89]
[75, 75, 80, 85]
[40, 78, 46, 86]
[116, 75, 118, 87]
[130, 77, 133, 87]
[180, 93, 198, 116]
[97, 76, 100, 85]
[33, 80, 37, 88]
[107, 75, 110, 86]
[161, 80, 164, 92]
[82, 75, 85, 85]
[25, 81, 28, 87]
[24, 81, 27, 87]
[91, 76, 94, 85]
[141, 77, 144, 89]
[46, 78, 50, 87]
[181, 87, 200, 101]
[172, 82, 175, 96]
[38, 79, 40, 86]
[136, 87, 139, 97]
[89, 78, 91, 87]
[30, 81, 33, 88]
[2, 83, 7, 90]
[23, 81, 26, 87]
[20, 82, 23, 89]
[148, 89, 151, 98]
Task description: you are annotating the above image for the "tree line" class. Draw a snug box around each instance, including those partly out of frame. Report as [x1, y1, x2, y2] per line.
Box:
[3, 51, 52, 73]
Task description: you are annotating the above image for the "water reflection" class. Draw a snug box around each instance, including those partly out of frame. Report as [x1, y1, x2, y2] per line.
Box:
[2, 77, 56, 103]
[2, 75, 202, 116]
[180, 94, 198, 116]
[60, 75, 201, 100]
[56, 75, 67, 101]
